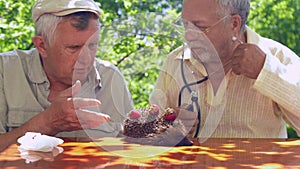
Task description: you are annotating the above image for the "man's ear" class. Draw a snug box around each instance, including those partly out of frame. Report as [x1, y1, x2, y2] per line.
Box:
[230, 14, 242, 34]
[32, 36, 48, 58]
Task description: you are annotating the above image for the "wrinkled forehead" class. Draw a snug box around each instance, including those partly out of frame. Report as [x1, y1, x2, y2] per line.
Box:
[53, 18, 100, 44]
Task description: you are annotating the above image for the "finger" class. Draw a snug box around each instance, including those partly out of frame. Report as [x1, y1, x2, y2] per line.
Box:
[182, 118, 198, 129]
[178, 103, 189, 110]
[72, 98, 101, 109]
[232, 43, 247, 58]
[235, 43, 248, 50]
[76, 109, 110, 123]
[188, 125, 196, 136]
[231, 53, 241, 64]
[232, 64, 242, 75]
[185, 120, 198, 138]
[76, 109, 110, 129]
[72, 80, 82, 96]
[231, 51, 243, 75]
[177, 108, 197, 120]
[177, 108, 197, 130]
[174, 104, 192, 117]
[59, 80, 82, 98]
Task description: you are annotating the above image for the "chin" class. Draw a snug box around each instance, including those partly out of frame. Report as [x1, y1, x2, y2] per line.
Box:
[72, 77, 88, 84]
[72, 72, 88, 82]
[73, 69, 90, 80]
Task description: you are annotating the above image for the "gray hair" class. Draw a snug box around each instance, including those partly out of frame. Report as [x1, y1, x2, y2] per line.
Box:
[216, 0, 250, 32]
[34, 12, 98, 46]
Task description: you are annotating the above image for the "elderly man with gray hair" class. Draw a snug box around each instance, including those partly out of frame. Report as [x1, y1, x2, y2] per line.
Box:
[0, 0, 134, 151]
[150, 0, 300, 140]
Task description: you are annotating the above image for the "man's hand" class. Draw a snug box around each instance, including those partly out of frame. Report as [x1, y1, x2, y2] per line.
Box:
[38, 81, 110, 135]
[232, 43, 266, 79]
[0, 81, 110, 151]
[175, 106, 198, 139]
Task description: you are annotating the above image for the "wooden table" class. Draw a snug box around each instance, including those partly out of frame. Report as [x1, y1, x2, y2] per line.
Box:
[1, 137, 300, 169]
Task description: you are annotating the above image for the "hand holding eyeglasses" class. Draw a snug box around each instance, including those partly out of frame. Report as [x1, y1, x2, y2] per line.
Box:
[232, 43, 266, 79]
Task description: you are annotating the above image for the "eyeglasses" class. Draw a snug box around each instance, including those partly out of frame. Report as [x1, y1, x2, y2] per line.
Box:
[173, 15, 231, 34]
[197, 15, 231, 33]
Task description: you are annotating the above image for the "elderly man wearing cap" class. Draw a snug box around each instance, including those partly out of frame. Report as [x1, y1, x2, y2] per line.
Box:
[0, 0, 134, 150]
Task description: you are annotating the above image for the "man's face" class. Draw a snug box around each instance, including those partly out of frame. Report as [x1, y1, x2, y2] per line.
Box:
[182, 0, 233, 66]
[42, 18, 100, 85]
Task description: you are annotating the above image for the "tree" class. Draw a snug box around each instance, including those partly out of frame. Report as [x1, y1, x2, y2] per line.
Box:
[0, 0, 35, 51]
[248, 0, 300, 55]
[97, 0, 183, 107]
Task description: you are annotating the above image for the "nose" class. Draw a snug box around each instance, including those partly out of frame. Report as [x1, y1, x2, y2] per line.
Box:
[184, 30, 207, 47]
[184, 29, 204, 45]
[184, 31, 195, 42]
[77, 45, 93, 65]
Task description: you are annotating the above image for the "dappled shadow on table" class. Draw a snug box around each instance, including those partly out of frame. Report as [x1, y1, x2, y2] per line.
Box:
[1, 137, 300, 168]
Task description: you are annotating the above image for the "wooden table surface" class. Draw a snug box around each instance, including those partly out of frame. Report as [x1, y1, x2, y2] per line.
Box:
[1, 137, 300, 169]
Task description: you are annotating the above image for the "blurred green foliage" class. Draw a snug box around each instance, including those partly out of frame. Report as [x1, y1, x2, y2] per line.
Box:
[0, 0, 299, 137]
[0, 0, 35, 51]
[248, 0, 300, 55]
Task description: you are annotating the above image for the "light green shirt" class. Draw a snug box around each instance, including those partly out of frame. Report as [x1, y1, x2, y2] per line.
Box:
[0, 48, 134, 137]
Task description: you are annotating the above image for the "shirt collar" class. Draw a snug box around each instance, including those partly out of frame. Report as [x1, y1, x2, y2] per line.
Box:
[246, 26, 260, 44]
[89, 64, 102, 89]
[175, 44, 191, 60]
[28, 49, 49, 84]
[175, 45, 208, 76]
